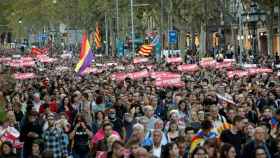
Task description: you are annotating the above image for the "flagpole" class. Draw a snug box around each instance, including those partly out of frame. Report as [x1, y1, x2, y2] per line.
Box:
[105, 13, 109, 56]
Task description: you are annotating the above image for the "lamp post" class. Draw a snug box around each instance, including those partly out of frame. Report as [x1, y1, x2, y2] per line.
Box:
[237, 35, 244, 63]
[241, 0, 266, 63]
[130, 1, 150, 57]
[130, 0, 135, 57]
[18, 19, 22, 44]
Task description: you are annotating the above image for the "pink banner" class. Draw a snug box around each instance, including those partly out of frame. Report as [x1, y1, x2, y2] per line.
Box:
[8, 60, 35, 67]
[81, 67, 104, 75]
[150, 72, 181, 79]
[13, 73, 36, 80]
[133, 57, 149, 64]
[0, 57, 11, 63]
[155, 78, 185, 88]
[166, 57, 183, 63]
[228, 68, 273, 79]
[20, 57, 33, 61]
[214, 62, 233, 69]
[111, 72, 128, 81]
[223, 59, 235, 63]
[247, 68, 273, 75]
[37, 56, 57, 63]
[111, 70, 149, 81]
[227, 70, 249, 78]
[177, 64, 199, 72]
[128, 70, 149, 80]
[199, 60, 216, 68]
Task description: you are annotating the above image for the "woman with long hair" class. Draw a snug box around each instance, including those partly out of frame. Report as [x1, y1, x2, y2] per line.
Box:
[161, 142, 179, 158]
[220, 143, 237, 158]
[92, 111, 105, 134]
[166, 120, 179, 143]
[58, 97, 75, 123]
[0, 141, 16, 158]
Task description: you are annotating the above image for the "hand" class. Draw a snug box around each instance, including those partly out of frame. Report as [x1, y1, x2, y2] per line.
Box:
[81, 122, 86, 129]
[131, 107, 136, 114]
[27, 132, 38, 138]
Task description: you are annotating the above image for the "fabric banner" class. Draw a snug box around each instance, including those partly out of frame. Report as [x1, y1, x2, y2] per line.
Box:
[227, 70, 249, 78]
[247, 68, 273, 75]
[111, 72, 128, 81]
[0, 57, 11, 63]
[150, 72, 181, 79]
[155, 78, 185, 88]
[177, 64, 199, 72]
[13, 73, 36, 80]
[199, 59, 216, 68]
[133, 57, 149, 64]
[214, 62, 233, 69]
[81, 67, 103, 75]
[37, 55, 57, 63]
[166, 57, 182, 63]
[8, 60, 35, 67]
[127, 70, 149, 80]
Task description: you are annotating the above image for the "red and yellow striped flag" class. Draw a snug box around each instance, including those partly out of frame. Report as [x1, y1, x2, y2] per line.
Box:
[138, 44, 153, 56]
[94, 22, 102, 49]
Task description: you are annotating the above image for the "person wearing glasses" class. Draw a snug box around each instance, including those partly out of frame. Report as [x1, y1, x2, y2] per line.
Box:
[190, 147, 207, 158]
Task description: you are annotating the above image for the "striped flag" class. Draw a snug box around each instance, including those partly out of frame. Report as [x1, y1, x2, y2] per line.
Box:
[138, 35, 160, 56]
[80, 32, 87, 59]
[138, 44, 153, 56]
[190, 130, 217, 153]
[75, 37, 95, 75]
[94, 22, 102, 49]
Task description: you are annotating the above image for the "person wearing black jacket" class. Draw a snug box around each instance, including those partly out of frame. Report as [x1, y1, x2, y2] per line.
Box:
[20, 110, 43, 158]
[242, 127, 272, 158]
[220, 115, 246, 158]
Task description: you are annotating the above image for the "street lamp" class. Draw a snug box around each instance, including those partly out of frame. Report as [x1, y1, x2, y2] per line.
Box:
[130, 0, 135, 57]
[242, 0, 266, 63]
[130, 1, 151, 57]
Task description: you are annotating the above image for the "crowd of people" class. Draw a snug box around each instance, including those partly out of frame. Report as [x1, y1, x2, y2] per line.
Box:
[0, 49, 280, 158]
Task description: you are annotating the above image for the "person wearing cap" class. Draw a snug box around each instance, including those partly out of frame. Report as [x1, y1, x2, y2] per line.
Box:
[42, 113, 69, 158]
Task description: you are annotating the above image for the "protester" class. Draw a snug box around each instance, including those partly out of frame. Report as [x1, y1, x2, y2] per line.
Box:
[220, 143, 237, 158]
[42, 113, 68, 158]
[0, 141, 16, 158]
[0, 45, 280, 158]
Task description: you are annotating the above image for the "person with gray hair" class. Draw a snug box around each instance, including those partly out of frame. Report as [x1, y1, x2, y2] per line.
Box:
[143, 106, 157, 131]
[143, 129, 165, 158]
[131, 123, 152, 147]
[242, 126, 272, 158]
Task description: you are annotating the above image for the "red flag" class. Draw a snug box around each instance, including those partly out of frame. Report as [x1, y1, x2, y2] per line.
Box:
[80, 32, 87, 59]
[31, 48, 44, 56]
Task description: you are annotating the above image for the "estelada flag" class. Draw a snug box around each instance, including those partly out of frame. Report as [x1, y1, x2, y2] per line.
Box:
[94, 22, 102, 49]
[138, 44, 153, 56]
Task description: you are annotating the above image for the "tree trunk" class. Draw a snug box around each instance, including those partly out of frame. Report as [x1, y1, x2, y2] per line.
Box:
[109, 15, 116, 57]
[200, 23, 207, 57]
[267, 7, 274, 55]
